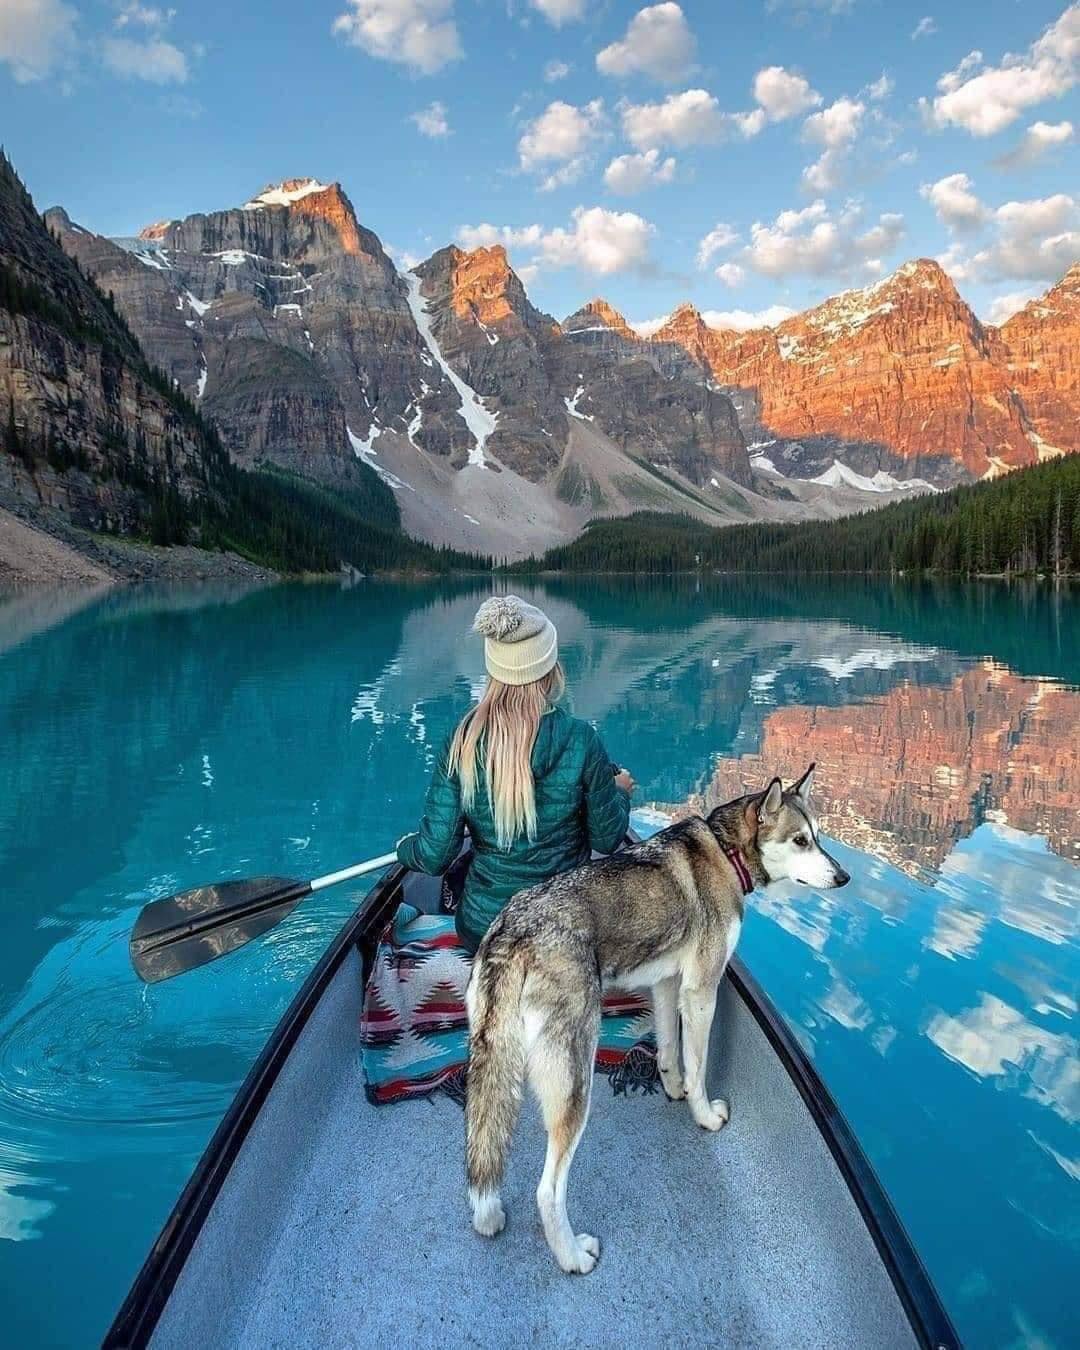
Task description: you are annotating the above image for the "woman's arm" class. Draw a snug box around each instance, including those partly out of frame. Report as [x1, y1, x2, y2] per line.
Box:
[582, 727, 631, 854]
[396, 736, 467, 875]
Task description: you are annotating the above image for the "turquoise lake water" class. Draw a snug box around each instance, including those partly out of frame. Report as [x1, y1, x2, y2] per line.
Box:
[0, 577, 1077, 1348]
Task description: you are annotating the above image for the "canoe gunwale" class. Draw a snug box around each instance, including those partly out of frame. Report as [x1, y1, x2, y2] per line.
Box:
[103, 859, 958, 1350]
[102, 863, 406, 1350]
[727, 960, 957, 1350]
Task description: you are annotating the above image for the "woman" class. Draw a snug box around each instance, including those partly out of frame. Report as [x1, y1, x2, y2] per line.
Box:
[396, 595, 634, 952]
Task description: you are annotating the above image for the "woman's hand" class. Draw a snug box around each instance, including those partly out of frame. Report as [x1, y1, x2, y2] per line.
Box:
[614, 769, 636, 795]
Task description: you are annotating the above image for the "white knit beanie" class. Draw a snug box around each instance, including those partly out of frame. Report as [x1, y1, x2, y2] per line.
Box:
[473, 595, 558, 687]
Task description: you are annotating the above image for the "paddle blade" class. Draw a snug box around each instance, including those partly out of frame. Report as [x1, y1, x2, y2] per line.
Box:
[130, 876, 309, 984]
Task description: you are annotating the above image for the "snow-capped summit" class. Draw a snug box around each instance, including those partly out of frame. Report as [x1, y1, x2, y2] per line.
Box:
[242, 179, 331, 210]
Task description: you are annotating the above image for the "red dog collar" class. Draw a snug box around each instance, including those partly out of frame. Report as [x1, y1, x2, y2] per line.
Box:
[723, 845, 754, 896]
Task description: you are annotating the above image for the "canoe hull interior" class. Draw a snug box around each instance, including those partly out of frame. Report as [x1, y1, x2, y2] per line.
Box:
[107, 866, 956, 1349]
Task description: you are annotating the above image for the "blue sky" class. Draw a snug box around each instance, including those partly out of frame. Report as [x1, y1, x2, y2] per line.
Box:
[2, 1, 1077, 328]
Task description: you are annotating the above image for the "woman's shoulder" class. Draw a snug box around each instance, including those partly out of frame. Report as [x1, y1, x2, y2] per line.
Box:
[549, 707, 602, 748]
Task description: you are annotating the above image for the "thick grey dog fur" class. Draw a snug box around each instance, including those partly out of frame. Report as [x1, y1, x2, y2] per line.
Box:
[464, 765, 849, 1274]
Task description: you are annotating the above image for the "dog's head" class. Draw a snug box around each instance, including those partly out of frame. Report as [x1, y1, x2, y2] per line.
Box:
[749, 764, 850, 890]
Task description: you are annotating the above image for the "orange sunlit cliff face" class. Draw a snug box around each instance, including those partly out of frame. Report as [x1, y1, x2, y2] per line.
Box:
[652, 260, 1080, 482]
[684, 664, 1080, 874]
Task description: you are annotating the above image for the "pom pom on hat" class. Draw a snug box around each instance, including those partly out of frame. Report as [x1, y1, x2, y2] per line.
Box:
[473, 596, 524, 640]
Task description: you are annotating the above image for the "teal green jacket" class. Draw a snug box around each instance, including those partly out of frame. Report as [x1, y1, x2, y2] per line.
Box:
[396, 706, 630, 949]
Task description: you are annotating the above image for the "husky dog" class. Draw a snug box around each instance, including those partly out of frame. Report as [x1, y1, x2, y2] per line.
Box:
[464, 764, 849, 1274]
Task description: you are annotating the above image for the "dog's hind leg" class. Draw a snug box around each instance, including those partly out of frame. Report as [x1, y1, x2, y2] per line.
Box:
[531, 1011, 601, 1274]
[679, 981, 728, 1132]
[466, 954, 525, 1238]
[653, 974, 685, 1100]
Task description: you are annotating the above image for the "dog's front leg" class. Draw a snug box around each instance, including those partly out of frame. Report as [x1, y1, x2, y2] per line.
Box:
[679, 982, 728, 1131]
[652, 975, 685, 1100]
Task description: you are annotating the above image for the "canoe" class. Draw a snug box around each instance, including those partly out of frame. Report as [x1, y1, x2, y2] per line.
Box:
[104, 858, 958, 1349]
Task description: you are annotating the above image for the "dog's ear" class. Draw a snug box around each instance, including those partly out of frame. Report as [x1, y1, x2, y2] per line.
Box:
[758, 777, 783, 822]
[790, 762, 815, 804]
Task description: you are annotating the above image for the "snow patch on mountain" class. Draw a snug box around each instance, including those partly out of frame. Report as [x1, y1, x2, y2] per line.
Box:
[347, 424, 414, 493]
[751, 453, 780, 474]
[806, 461, 936, 494]
[244, 180, 329, 210]
[564, 385, 594, 421]
[404, 270, 496, 467]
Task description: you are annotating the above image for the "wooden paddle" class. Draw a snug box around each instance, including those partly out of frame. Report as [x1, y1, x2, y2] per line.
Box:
[129, 853, 398, 984]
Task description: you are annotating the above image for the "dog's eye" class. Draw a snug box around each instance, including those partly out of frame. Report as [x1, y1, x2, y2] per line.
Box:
[794, 834, 810, 848]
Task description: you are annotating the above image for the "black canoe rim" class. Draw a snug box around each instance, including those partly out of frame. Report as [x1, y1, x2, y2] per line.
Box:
[102, 861, 408, 1350]
[103, 860, 959, 1350]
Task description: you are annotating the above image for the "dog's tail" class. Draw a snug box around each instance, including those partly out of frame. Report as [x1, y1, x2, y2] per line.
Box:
[465, 942, 526, 1218]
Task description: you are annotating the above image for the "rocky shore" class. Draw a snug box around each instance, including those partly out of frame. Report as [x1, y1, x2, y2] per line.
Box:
[0, 496, 277, 586]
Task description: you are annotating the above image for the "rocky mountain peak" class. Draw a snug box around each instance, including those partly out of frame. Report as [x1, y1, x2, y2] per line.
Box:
[888, 257, 953, 287]
[565, 297, 636, 339]
[652, 302, 713, 364]
[996, 264, 1080, 456]
[43, 206, 74, 232]
[138, 220, 174, 241]
[238, 178, 364, 256]
[242, 178, 332, 209]
[424, 242, 535, 331]
[1004, 264, 1080, 327]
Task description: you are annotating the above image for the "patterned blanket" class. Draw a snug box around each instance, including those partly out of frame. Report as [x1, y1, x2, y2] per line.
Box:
[360, 904, 657, 1105]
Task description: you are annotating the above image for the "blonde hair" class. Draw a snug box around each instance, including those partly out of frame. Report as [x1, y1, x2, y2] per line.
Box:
[447, 662, 566, 850]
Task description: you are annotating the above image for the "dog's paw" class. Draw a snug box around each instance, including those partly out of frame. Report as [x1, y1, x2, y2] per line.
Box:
[558, 1233, 600, 1275]
[659, 1066, 686, 1100]
[471, 1193, 506, 1237]
[691, 1097, 730, 1132]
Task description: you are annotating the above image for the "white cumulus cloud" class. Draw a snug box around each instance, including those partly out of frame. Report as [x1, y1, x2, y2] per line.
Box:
[410, 100, 450, 137]
[519, 99, 605, 168]
[627, 314, 672, 337]
[102, 34, 187, 82]
[332, 0, 462, 76]
[538, 205, 655, 273]
[937, 187, 1080, 283]
[993, 119, 1075, 169]
[714, 262, 746, 287]
[986, 288, 1039, 323]
[0, 0, 77, 82]
[629, 308, 792, 337]
[457, 206, 655, 277]
[921, 5, 1080, 137]
[518, 99, 606, 190]
[696, 221, 739, 269]
[544, 59, 570, 82]
[743, 198, 905, 280]
[529, 0, 587, 25]
[912, 15, 936, 40]
[801, 96, 865, 191]
[620, 87, 726, 148]
[115, 3, 175, 28]
[456, 223, 546, 250]
[596, 3, 696, 84]
[702, 305, 797, 331]
[866, 72, 893, 101]
[753, 65, 821, 120]
[603, 148, 676, 194]
[920, 172, 989, 231]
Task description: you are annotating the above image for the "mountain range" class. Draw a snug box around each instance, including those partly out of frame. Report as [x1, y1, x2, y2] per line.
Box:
[5, 165, 1080, 565]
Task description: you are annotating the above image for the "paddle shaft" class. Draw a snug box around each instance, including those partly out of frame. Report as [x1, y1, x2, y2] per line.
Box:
[139, 853, 399, 952]
[310, 853, 398, 892]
